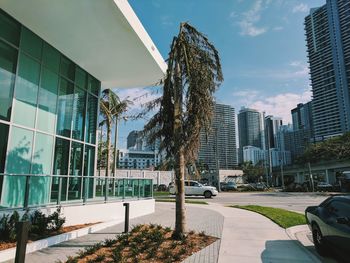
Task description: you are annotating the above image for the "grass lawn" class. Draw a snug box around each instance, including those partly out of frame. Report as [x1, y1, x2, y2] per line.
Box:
[156, 199, 208, 205]
[154, 191, 170, 197]
[230, 205, 306, 229]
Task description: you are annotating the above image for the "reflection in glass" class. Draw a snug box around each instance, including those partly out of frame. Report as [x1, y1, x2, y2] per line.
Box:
[83, 145, 95, 199]
[0, 123, 9, 203]
[13, 53, 40, 128]
[30, 133, 53, 206]
[2, 127, 33, 208]
[72, 87, 86, 141]
[75, 67, 87, 89]
[37, 68, 58, 133]
[0, 40, 17, 121]
[88, 75, 100, 96]
[60, 56, 75, 81]
[51, 138, 70, 202]
[85, 94, 97, 144]
[56, 78, 73, 137]
[69, 142, 83, 200]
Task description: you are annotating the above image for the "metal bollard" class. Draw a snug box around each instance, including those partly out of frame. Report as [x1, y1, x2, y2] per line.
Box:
[15, 221, 30, 263]
[123, 203, 130, 233]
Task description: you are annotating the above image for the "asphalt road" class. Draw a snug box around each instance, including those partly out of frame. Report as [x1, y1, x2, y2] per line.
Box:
[203, 191, 331, 213]
[157, 191, 333, 213]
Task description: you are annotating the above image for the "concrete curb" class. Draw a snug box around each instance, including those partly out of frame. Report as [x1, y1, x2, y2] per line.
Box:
[286, 225, 321, 263]
[0, 219, 124, 263]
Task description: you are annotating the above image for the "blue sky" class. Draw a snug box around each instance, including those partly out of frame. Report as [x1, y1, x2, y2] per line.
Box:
[116, 0, 325, 148]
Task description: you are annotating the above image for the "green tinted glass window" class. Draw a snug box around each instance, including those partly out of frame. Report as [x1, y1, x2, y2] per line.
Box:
[0, 123, 9, 173]
[37, 68, 58, 133]
[20, 27, 42, 60]
[88, 75, 100, 96]
[85, 94, 97, 144]
[32, 132, 54, 175]
[52, 137, 70, 202]
[42, 43, 60, 73]
[0, 123, 9, 203]
[56, 78, 74, 137]
[13, 53, 40, 127]
[0, 40, 17, 121]
[72, 87, 86, 141]
[29, 132, 53, 206]
[2, 126, 33, 208]
[84, 145, 95, 199]
[75, 67, 87, 89]
[60, 56, 75, 81]
[69, 142, 83, 200]
[0, 10, 20, 46]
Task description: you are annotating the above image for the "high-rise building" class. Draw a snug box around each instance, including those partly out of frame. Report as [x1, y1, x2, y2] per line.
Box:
[238, 107, 262, 163]
[127, 130, 140, 149]
[198, 103, 237, 170]
[305, 1, 350, 140]
[291, 102, 314, 137]
[265, 116, 282, 149]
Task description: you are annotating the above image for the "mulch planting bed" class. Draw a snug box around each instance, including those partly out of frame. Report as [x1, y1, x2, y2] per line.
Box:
[65, 224, 218, 263]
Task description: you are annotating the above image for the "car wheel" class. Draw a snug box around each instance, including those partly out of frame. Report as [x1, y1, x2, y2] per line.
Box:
[312, 224, 329, 256]
[204, 191, 212, 199]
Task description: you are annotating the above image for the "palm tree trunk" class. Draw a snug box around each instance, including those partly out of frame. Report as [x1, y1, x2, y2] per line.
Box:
[113, 119, 118, 176]
[106, 121, 111, 178]
[173, 59, 186, 239]
[174, 146, 186, 238]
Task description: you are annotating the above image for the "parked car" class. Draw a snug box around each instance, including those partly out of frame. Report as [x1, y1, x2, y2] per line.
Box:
[316, 182, 333, 192]
[157, 184, 167, 192]
[305, 195, 350, 261]
[248, 182, 267, 191]
[169, 180, 218, 198]
[221, 181, 237, 191]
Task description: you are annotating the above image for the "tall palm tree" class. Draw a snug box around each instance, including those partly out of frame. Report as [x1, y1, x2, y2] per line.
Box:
[99, 89, 130, 178]
[144, 22, 223, 239]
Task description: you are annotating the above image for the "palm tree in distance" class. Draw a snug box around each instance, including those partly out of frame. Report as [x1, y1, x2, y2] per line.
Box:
[144, 22, 223, 239]
[99, 89, 130, 178]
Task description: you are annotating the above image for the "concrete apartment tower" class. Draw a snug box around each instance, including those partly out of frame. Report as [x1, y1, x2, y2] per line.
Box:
[237, 107, 262, 164]
[305, 0, 350, 140]
[198, 103, 237, 170]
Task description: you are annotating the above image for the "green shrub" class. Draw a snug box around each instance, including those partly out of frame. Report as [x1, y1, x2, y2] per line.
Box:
[30, 208, 65, 236]
[0, 211, 20, 241]
[47, 207, 65, 231]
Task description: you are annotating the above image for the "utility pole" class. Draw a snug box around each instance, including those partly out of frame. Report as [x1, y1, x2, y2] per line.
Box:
[280, 154, 285, 189]
[308, 162, 314, 192]
[215, 127, 221, 192]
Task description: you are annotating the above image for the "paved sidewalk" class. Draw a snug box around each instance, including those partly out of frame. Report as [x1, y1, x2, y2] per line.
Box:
[18, 203, 223, 263]
[207, 203, 320, 263]
[5, 202, 322, 263]
[287, 225, 337, 263]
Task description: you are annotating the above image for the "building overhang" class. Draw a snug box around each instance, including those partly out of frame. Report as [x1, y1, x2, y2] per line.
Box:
[0, 0, 166, 88]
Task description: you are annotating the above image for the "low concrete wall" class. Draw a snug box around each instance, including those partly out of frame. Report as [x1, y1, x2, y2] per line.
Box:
[44, 199, 155, 226]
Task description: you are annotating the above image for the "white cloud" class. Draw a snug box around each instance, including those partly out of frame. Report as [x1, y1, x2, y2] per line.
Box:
[292, 3, 308, 13]
[237, 0, 268, 37]
[160, 15, 174, 27]
[249, 89, 312, 123]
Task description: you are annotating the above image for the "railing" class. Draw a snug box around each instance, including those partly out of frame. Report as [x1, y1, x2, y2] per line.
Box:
[0, 173, 153, 210]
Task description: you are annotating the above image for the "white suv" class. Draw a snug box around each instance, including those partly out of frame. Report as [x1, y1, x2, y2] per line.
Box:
[169, 180, 218, 198]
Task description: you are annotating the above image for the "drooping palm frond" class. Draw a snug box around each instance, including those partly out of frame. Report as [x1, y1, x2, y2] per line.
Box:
[144, 22, 223, 162]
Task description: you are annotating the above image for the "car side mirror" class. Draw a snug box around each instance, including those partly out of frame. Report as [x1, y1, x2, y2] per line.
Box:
[336, 217, 350, 225]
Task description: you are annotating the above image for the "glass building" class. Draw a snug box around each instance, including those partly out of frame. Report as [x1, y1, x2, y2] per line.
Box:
[0, 9, 100, 208]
